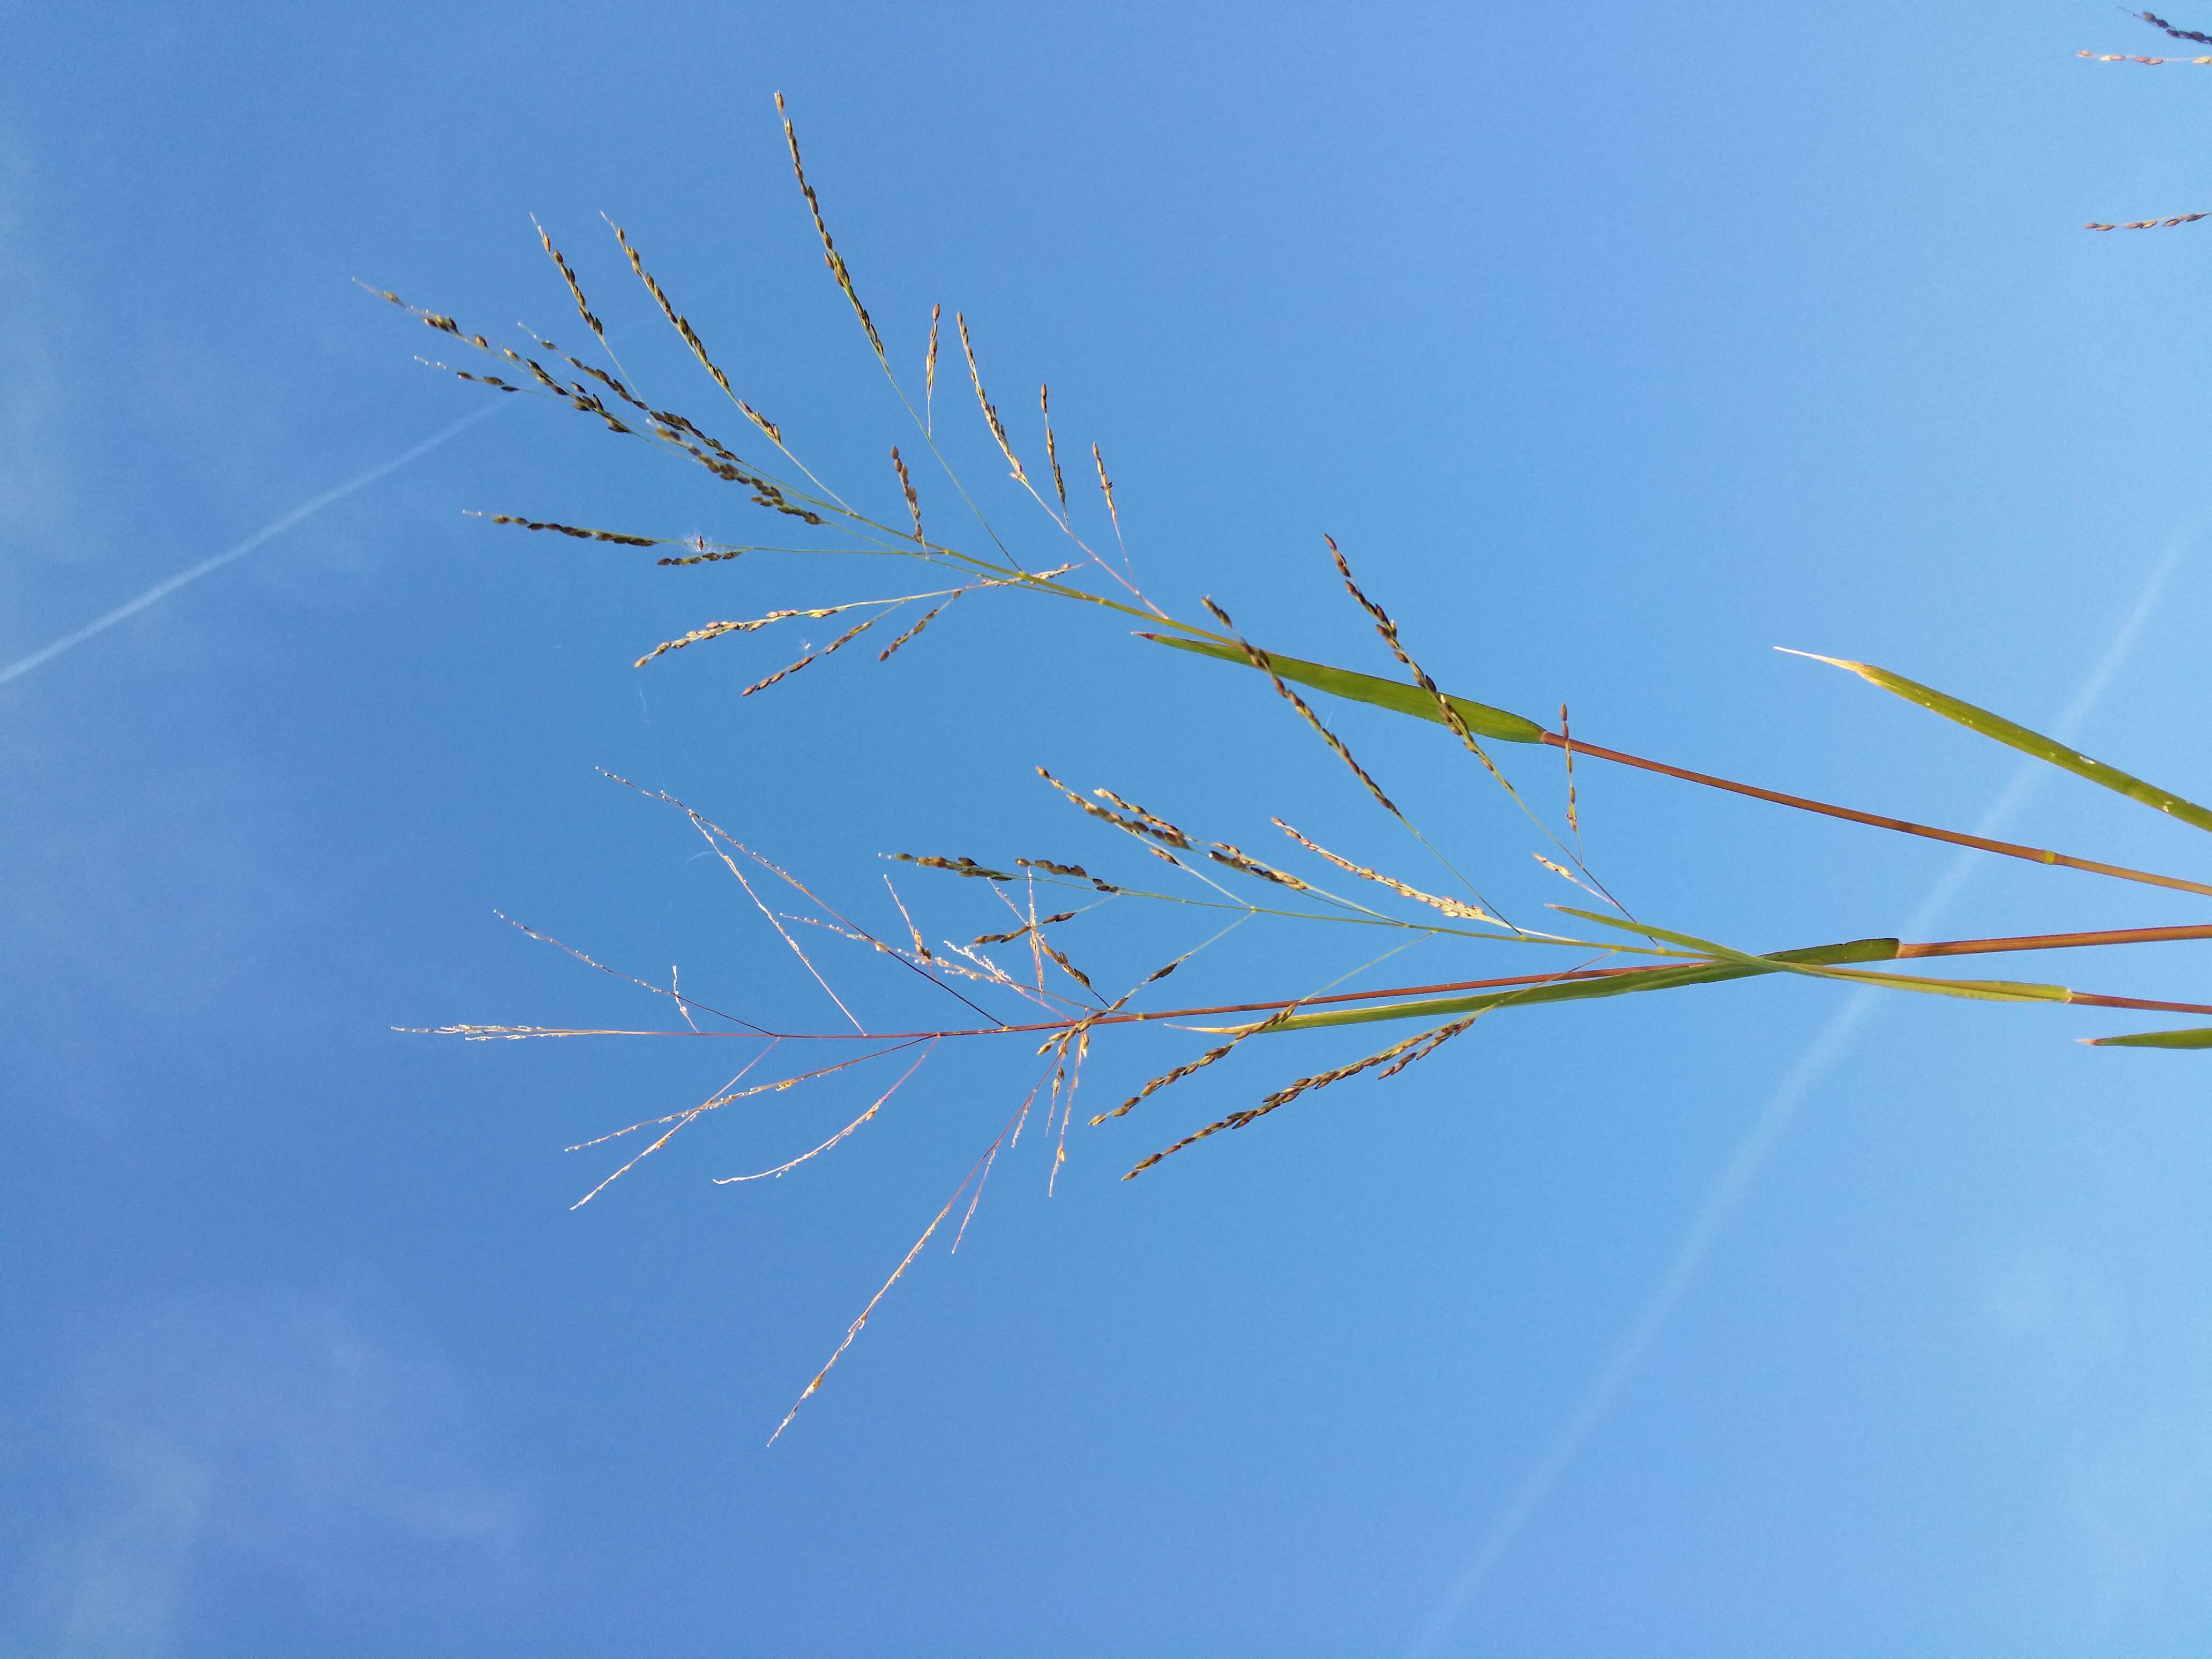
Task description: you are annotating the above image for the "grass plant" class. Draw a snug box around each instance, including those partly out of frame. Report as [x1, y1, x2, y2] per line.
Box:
[385, 46, 2212, 1438]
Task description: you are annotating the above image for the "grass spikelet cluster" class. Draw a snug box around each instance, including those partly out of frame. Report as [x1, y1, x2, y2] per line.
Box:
[2083, 212, 2209, 230]
[2134, 9, 2212, 45]
[779, 92, 887, 366]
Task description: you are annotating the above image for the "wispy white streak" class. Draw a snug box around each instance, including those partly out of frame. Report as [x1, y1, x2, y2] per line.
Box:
[1406, 537, 2188, 1658]
[1, 401, 503, 688]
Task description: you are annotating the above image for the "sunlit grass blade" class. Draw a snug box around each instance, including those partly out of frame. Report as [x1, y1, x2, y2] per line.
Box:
[1782, 649, 2212, 835]
[1555, 906, 2073, 1005]
[2081, 1026, 2212, 1049]
[1260, 937, 1901, 1033]
[1149, 630, 2212, 900]
[1139, 632, 1548, 743]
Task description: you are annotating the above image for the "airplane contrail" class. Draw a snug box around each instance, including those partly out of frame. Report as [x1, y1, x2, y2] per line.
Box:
[1, 401, 504, 688]
[1405, 536, 2189, 1657]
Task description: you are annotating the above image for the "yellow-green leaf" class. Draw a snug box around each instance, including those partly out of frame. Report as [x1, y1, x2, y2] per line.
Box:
[1785, 649, 2212, 835]
[1555, 906, 2072, 1005]
[1140, 633, 1548, 744]
[2083, 1026, 2212, 1049]
[1261, 936, 1900, 1033]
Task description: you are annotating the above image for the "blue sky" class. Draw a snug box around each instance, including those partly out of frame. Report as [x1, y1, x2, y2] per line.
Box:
[10, 2, 2212, 1653]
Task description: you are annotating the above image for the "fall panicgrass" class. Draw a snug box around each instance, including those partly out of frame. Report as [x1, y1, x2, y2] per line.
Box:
[388, 90, 2212, 1441]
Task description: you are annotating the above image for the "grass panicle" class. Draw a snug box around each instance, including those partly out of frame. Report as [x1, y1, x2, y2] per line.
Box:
[391, 93, 2212, 1444]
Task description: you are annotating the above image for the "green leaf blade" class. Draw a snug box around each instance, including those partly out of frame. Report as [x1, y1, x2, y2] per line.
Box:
[1553, 905, 2071, 1005]
[2084, 1026, 2212, 1050]
[1141, 633, 1549, 744]
[1790, 650, 2212, 836]
[1262, 936, 1900, 1033]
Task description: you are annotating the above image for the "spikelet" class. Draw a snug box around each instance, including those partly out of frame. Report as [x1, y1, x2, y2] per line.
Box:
[1095, 1042, 1238, 1124]
[1377, 1017, 1481, 1080]
[1015, 857, 1089, 878]
[1093, 443, 1123, 546]
[659, 538, 746, 567]
[2083, 212, 2210, 229]
[742, 614, 880, 697]
[2131, 11, 2212, 46]
[925, 303, 940, 430]
[370, 286, 646, 428]
[1092, 787, 1194, 848]
[886, 852, 1015, 881]
[417, 360, 522, 394]
[608, 219, 783, 444]
[778, 92, 887, 365]
[1273, 819, 1494, 922]
[1122, 1013, 1480, 1178]
[716, 1045, 936, 1187]
[1038, 936, 1097, 996]
[1205, 843, 1312, 889]
[482, 514, 662, 547]
[548, 350, 653, 416]
[633, 602, 869, 667]
[956, 312, 1027, 483]
[1326, 534, 1511, 787]
[635, 619, 767, 664]
[877, 594, 954, 663]
[881, 876, 933, 961]
[767, 1137, 987, 1446]
[890, 445, 924, 541]
[2076, 49, 2212, 62]
[1201, 596, 1404, 819]
[1036, 768, 1190, 850]
[973, 910, 1079, 946]
[1041, 383, 1068, 512]
[532, 216, 608, 349]
[1561, 701, 1581, 846]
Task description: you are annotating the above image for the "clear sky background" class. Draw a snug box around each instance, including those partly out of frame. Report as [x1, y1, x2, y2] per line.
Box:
[9, 3, 2212, 1654]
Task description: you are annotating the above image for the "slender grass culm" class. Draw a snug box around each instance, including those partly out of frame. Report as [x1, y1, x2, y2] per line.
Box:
[384, 57, 2212, 1440]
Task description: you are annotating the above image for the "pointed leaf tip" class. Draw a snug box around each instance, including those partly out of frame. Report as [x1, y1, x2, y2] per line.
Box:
[1788, 651, 2212, 836]
[2084, 1025, 2212, 1050]
[1775, 646, 1866, 674]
